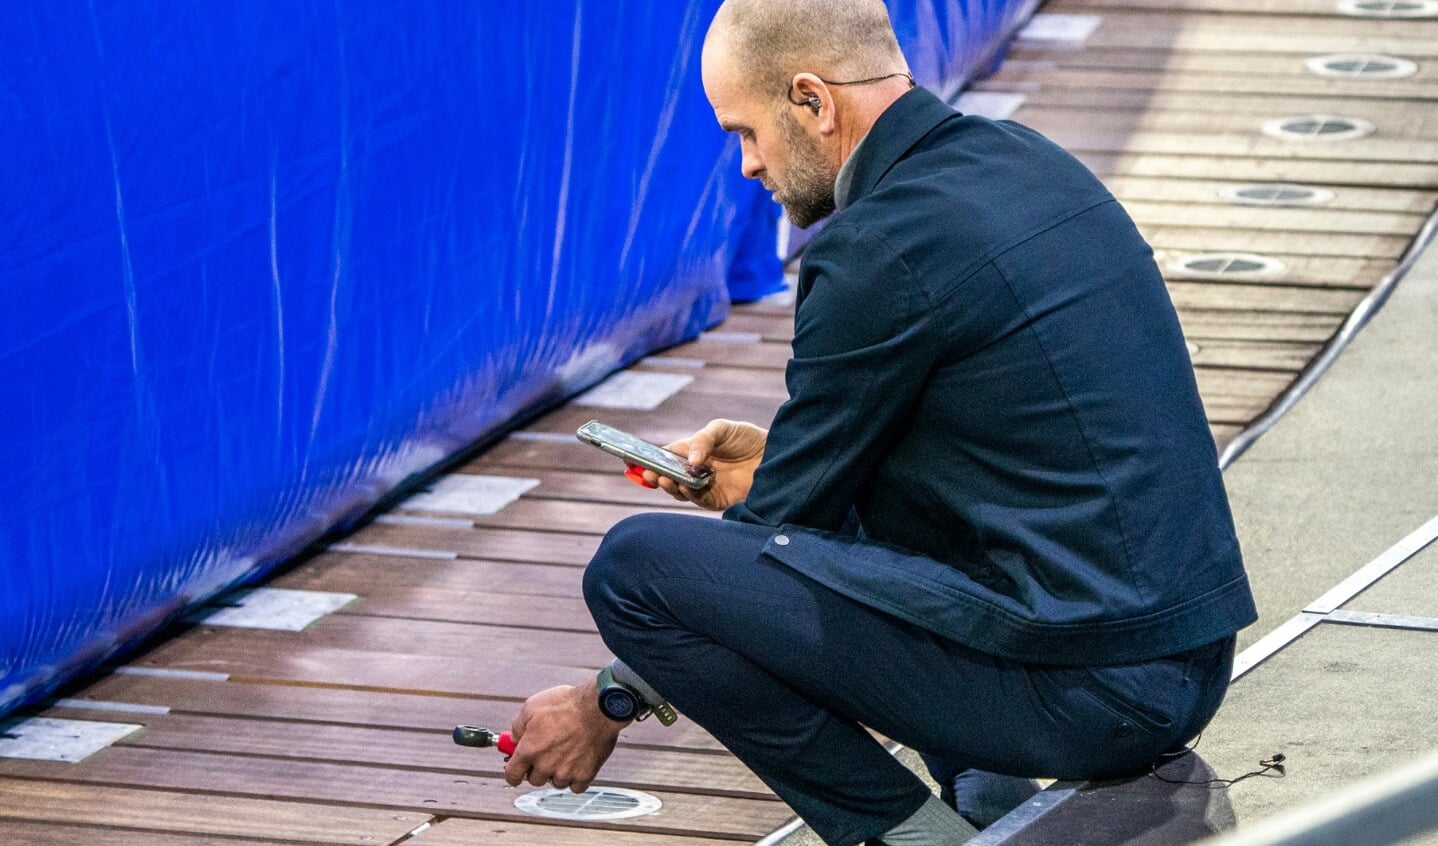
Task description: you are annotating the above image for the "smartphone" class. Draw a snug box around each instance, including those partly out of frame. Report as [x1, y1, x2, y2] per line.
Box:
[576, 420, 714, 489]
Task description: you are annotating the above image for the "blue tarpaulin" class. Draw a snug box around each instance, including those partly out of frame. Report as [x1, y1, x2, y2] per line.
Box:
[1, 1, 1034, 716]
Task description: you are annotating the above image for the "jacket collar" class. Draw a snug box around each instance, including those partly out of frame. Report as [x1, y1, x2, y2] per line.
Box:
[841, 86, 958, 206]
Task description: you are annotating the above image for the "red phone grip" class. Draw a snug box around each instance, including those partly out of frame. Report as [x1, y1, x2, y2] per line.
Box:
[624, 464, 658, 489]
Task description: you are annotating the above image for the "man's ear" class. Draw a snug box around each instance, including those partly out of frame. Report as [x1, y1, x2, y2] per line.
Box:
[789, 73, 836, 133]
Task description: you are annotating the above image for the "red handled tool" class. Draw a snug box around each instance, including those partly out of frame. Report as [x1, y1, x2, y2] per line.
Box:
[453, 724, 517, 756]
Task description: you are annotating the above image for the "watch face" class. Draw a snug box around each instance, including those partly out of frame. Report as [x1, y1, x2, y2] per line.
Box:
[599, 686, 639, 721]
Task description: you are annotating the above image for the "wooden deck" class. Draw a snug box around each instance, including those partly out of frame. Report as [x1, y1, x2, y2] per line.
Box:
[4, 1, 1436, 844]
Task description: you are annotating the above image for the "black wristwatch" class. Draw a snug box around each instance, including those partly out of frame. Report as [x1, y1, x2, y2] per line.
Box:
[596, 665, 647, 722]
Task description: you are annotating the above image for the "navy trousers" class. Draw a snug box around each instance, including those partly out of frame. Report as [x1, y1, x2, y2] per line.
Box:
[583, 513, 1235, 846]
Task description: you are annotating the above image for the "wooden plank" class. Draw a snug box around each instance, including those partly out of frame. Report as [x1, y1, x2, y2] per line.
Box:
[1052, 0, 1414, 16]
[1195, 368, 1295, 401]
[471, 435, 660, 475]
[1167, 282, 1366, 315]
[632, 361, 791, 401]
[0, 776, 427, 845]
[51, 710, 772, 800]
[1066, 20, 1438, 58]
[1020, 107, 1438, 148]
[994, 84, 1438, 123]
[70, 673, 725, 752]
[1053, 9, 1438, 42]
[1177, 309, 1342, 343]
[1075, 149, 1438, 189]
[1186, 339, 1321, 371]
[127, 641, 594, 700]
[0, 821, 328, 846]
[700, 312, 795, 342]
[414, 818, 742, 846]
[652, 338, 791, 371]
[1007, 47, 1438, 85]
[144, 616, 616, 671]
[0, 749, 795, 841]
[1120, 200, 1420, 237]
[1196, 394, 1277, 426]
[337, 585, 599, 633]
[528, 398, 786, 445]
[461, 467, 709, 507]
[1157, 251, 1391, 288]
[1141, 226, 1409, 260]
[279, 551, 588, 597]
[399, 498, 716, 536]
[341, 522, 600, 565]
[1099, 176, 1438, 215]
[1211, 423, 1244, 451]
[1035, 126, 1438, 167]
[729, 290, 799, 316]
[990, 66, 1438, 104]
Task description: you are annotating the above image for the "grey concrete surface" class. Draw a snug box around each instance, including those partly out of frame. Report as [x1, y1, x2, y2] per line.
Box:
[1222, 235, 1438, 654]
[1193, 230, 1438, 839]
[1344, 543, 1438, 617]
[1198, 626, 1438, 846]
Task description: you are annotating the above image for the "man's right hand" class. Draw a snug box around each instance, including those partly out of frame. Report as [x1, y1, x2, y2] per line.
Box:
[642, 418, 766, 511]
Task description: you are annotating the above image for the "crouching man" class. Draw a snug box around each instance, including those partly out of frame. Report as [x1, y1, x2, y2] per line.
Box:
[501, 2, 1257, 843]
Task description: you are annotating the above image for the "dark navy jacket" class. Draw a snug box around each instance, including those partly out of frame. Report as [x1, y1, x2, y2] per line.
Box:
[725, 88, 1257, 665]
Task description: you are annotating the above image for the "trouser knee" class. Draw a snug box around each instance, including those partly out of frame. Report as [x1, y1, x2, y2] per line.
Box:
[582, 512, 675, 633]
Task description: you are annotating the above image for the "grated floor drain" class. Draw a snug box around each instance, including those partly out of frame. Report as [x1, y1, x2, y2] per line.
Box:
[1218, 183, 1335, 207]
[1305, 53, 1418, 79]
[1262, 115, 1374, 142]
[514, 787, 663, 821]
[1169, 253, 1286, 279]
[1337, 0, 1438, 16]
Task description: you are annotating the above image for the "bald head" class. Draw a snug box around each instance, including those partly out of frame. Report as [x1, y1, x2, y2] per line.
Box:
[705, 0, 908, 98]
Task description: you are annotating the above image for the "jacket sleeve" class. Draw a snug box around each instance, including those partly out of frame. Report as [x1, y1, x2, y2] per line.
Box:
[725, 223, 941, 530]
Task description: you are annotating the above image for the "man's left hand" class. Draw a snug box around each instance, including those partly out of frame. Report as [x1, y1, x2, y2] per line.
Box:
[503, 681, 624, 792]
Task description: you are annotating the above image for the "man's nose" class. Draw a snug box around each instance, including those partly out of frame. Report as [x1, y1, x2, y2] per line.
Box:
[739, 142, 763, 181]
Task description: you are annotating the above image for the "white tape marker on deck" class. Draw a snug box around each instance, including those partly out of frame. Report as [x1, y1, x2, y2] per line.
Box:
[956, 92, 1028, 121]
[1016, 13, 1101, 45]
[573, 371, 693, 410]
[189, 587, 357, 632]
[401, 474, 539, 516]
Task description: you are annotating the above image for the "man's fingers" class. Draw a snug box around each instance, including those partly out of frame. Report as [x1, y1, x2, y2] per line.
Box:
[527, 769, 549, 787]
[687, 421, 727, 465]
[503, 752, 531, 787]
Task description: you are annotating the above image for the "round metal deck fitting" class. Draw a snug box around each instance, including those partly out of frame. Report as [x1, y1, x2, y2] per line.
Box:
[1261, 115, 1375, 142]
[1337, 0, 1438, 16]
[514, 787, 663, 821]
[1305, 54, 1418, 79]
[1218, 184, 1335, 207]
[1168, 253, 1286, 280]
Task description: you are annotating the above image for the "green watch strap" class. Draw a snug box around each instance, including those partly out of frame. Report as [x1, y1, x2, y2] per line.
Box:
[649, 700, 678, 726]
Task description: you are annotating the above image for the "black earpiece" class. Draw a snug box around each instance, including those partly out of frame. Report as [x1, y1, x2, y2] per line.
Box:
[805, 96, 821, 115]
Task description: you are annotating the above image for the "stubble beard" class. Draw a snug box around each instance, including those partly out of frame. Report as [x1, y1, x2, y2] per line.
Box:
[770, 109, 838, 230]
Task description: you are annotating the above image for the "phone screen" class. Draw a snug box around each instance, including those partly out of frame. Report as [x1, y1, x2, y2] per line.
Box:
[576, 421, 713, 489]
